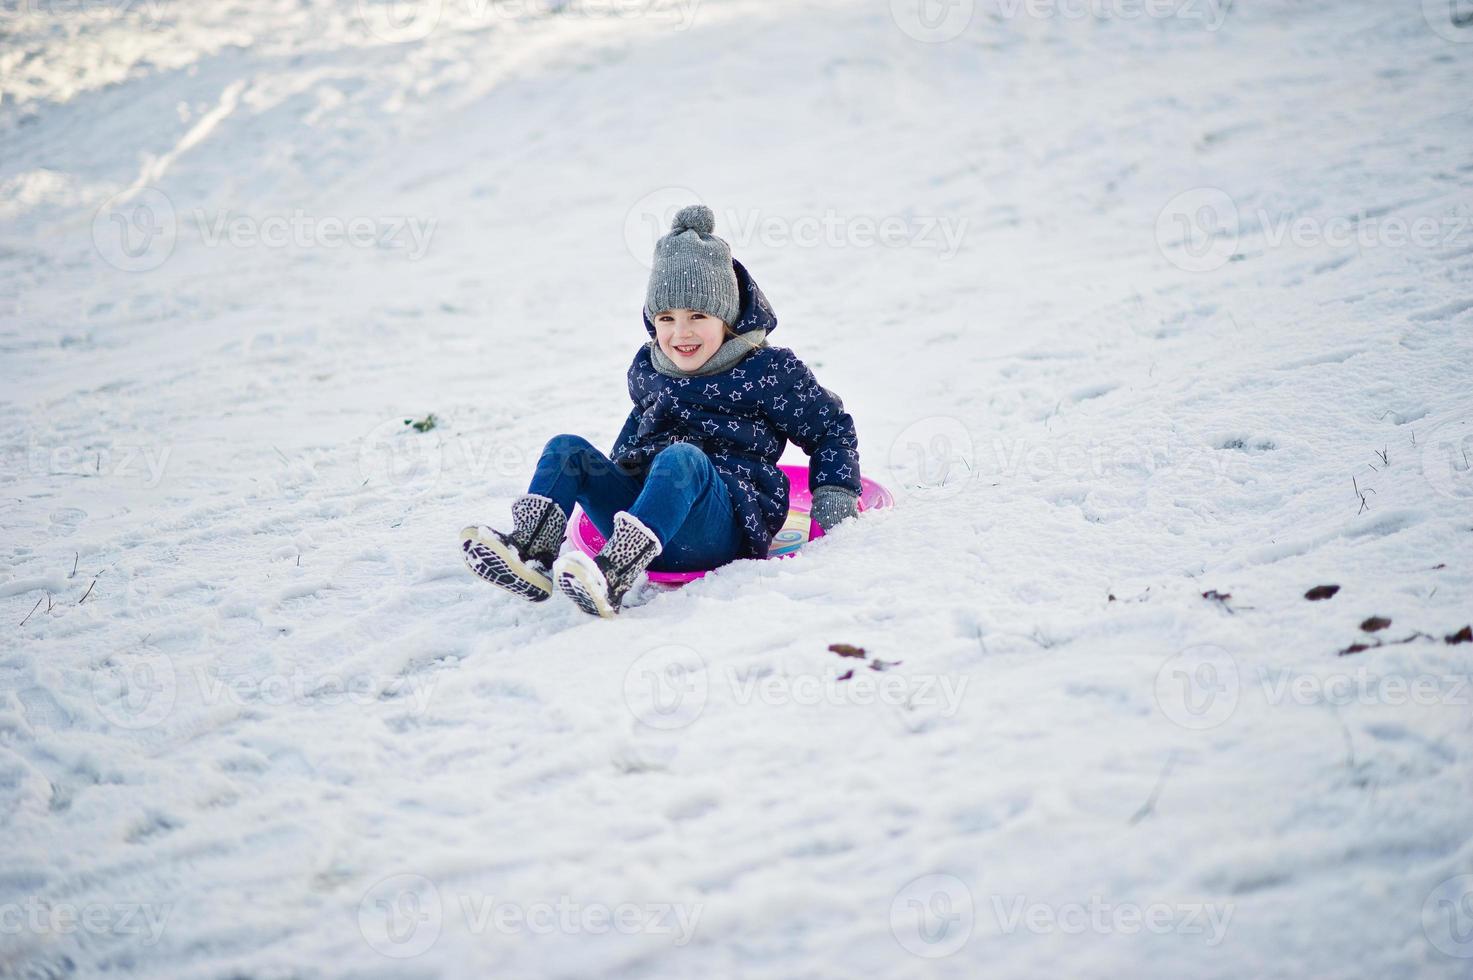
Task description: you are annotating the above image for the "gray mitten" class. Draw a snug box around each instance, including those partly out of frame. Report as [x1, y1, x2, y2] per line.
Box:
[810, 485, 859, 532]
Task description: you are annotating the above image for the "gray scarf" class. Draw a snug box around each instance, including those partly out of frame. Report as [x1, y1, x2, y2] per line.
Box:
[648, 329, 768, 379]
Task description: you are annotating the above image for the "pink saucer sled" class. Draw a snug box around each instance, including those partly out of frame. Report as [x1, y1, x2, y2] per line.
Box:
[567, 462, 894, 585]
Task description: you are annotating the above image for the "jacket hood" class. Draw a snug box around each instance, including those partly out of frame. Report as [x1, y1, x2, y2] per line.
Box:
[643, 258, 777, 339]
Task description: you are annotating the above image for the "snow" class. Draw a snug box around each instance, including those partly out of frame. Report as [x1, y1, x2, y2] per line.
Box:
[2, 0, 1472, 976]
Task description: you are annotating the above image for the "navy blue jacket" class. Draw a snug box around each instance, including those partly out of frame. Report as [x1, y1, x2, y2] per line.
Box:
[611, 260, 862, 559]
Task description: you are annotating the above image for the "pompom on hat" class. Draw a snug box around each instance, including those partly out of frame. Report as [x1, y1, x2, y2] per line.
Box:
[644, 204, 740, 327]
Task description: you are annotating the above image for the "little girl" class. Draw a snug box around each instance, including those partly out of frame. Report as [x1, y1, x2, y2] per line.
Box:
[460, 205, 863, 617]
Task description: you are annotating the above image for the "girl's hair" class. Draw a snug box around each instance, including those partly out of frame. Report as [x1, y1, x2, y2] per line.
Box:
[723, 323, 766, 349]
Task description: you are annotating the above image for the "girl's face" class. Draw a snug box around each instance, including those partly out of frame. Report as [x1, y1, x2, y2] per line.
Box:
[653, 309, 727, 371]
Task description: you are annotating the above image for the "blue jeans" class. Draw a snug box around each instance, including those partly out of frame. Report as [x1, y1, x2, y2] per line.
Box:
[528, 434, 742, 573]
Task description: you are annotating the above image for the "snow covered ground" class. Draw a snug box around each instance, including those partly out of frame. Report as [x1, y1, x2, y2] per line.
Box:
[2, 0, 1472, 976]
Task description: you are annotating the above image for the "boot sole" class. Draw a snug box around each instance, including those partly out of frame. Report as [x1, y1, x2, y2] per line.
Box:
[460, 526, 552, 602]
[553, 553, 618, 619]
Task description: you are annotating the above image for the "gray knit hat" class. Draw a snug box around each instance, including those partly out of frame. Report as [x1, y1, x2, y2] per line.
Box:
[644, 204, 740, 327]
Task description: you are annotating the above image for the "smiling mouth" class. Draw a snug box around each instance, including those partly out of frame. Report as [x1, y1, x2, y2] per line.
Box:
[672, 343, 702, 356]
